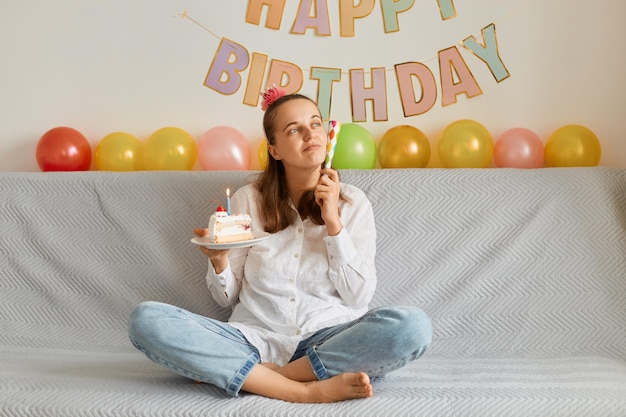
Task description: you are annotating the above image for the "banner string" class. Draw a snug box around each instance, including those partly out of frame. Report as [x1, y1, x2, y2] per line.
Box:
[177, 10, 221, 40]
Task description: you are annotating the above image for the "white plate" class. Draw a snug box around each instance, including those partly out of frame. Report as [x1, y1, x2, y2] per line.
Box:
[191, 231, 270, 249]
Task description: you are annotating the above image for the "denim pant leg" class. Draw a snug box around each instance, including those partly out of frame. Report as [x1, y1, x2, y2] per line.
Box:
[293, 306, 432, 380]
[128, 301, 259, 397]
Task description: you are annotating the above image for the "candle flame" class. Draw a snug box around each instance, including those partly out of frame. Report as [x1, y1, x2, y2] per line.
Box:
[226, 188, 230, 197]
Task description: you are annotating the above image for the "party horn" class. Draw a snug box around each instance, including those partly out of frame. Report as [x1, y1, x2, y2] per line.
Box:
[324, 120, 340, 168]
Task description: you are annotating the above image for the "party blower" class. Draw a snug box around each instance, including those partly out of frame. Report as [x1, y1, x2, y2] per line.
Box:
[324, 120, 340, 169]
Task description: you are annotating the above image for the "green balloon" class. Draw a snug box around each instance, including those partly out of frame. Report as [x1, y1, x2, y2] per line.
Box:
[332, 123, 377, 169]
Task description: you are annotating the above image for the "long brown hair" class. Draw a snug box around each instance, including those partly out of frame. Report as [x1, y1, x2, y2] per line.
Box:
[255, 94, 326, 233]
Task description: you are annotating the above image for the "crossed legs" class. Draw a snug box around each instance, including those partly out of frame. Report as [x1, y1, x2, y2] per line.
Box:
[128, 302, 430, 403]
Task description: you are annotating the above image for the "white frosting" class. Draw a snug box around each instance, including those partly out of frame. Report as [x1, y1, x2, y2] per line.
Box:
[209, 212, 253, 243]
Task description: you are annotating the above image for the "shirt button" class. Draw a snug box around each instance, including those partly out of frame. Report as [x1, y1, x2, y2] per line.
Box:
[296, 329, 302, 336]
[290, 297, 296, 302]
[298, 228, 303, 233]
[294, 253, 299, 258]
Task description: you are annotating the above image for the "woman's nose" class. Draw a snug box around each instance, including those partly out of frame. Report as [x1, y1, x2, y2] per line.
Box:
[302, 127, 314, 141]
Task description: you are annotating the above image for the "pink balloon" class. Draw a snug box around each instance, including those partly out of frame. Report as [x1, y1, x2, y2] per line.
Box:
[197, 126, 251, 170]
[494, 128, 544, 168]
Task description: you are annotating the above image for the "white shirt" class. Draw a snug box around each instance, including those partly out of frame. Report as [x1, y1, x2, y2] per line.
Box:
[205, 182, 377, 365]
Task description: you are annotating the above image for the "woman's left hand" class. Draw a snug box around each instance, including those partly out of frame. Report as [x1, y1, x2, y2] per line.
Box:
[315, 168, 343, 236]
[194, 228, 230, 273]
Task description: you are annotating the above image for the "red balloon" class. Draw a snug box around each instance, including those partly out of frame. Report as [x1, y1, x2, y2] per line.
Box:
[36, 127, 92, 171]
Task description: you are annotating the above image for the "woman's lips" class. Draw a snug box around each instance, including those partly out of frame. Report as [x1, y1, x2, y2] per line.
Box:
[303, 144, 322, 152]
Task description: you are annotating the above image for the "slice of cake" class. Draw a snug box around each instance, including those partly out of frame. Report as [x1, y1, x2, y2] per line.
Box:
[209, 207, 254, 243]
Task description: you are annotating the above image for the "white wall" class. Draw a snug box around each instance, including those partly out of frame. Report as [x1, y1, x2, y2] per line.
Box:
[1, 0, 624, 171]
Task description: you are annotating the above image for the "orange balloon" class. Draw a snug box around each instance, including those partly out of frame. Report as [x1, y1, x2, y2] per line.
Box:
[544, 125, 601, 167]
[378, 125, 430, 168]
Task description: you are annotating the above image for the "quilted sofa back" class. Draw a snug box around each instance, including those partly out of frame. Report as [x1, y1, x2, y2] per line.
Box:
[1, 168, 625, 359]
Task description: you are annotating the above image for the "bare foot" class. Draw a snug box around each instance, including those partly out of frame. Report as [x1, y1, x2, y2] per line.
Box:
[241, 362, 372, 403]
[300, 372, 373, 403]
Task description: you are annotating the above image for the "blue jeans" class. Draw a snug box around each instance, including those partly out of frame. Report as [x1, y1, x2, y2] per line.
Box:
[128, 301, 432, 397]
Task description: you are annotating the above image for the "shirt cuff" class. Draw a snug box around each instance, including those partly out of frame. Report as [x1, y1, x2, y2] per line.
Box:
[323, 227, 358, 265]
[206, 261, 234, 293]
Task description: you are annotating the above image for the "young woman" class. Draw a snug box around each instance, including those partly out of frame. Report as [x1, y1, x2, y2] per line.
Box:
[128, 89, 432, 403]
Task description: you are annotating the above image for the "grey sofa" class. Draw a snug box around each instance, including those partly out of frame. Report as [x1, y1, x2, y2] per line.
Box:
[1, 168, 625, 416]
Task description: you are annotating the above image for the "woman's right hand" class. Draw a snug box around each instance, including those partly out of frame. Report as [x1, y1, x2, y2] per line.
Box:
[194, 228, 229, 274]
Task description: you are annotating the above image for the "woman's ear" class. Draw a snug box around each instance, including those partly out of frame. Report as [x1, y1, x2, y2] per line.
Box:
[268, 144, 281, 160]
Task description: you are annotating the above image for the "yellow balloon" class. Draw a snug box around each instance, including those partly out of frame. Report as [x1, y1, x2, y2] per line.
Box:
[438, 119, 493, 168]
[95, 132, 143, 171]
[143, 127, 197, 170]
[258, 139, 268, 169]
[378, 125, 431, 168]
[544, 124, 601, 167]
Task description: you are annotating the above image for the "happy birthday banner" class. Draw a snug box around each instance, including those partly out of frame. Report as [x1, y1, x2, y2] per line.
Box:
[184, 0, 514, 122]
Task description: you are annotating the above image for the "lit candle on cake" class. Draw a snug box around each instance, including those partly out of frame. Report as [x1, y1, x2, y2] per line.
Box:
[226, 188, 231, 216]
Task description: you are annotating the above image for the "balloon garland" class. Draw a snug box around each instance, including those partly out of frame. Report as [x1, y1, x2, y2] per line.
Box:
[35, 122, 601, 171]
